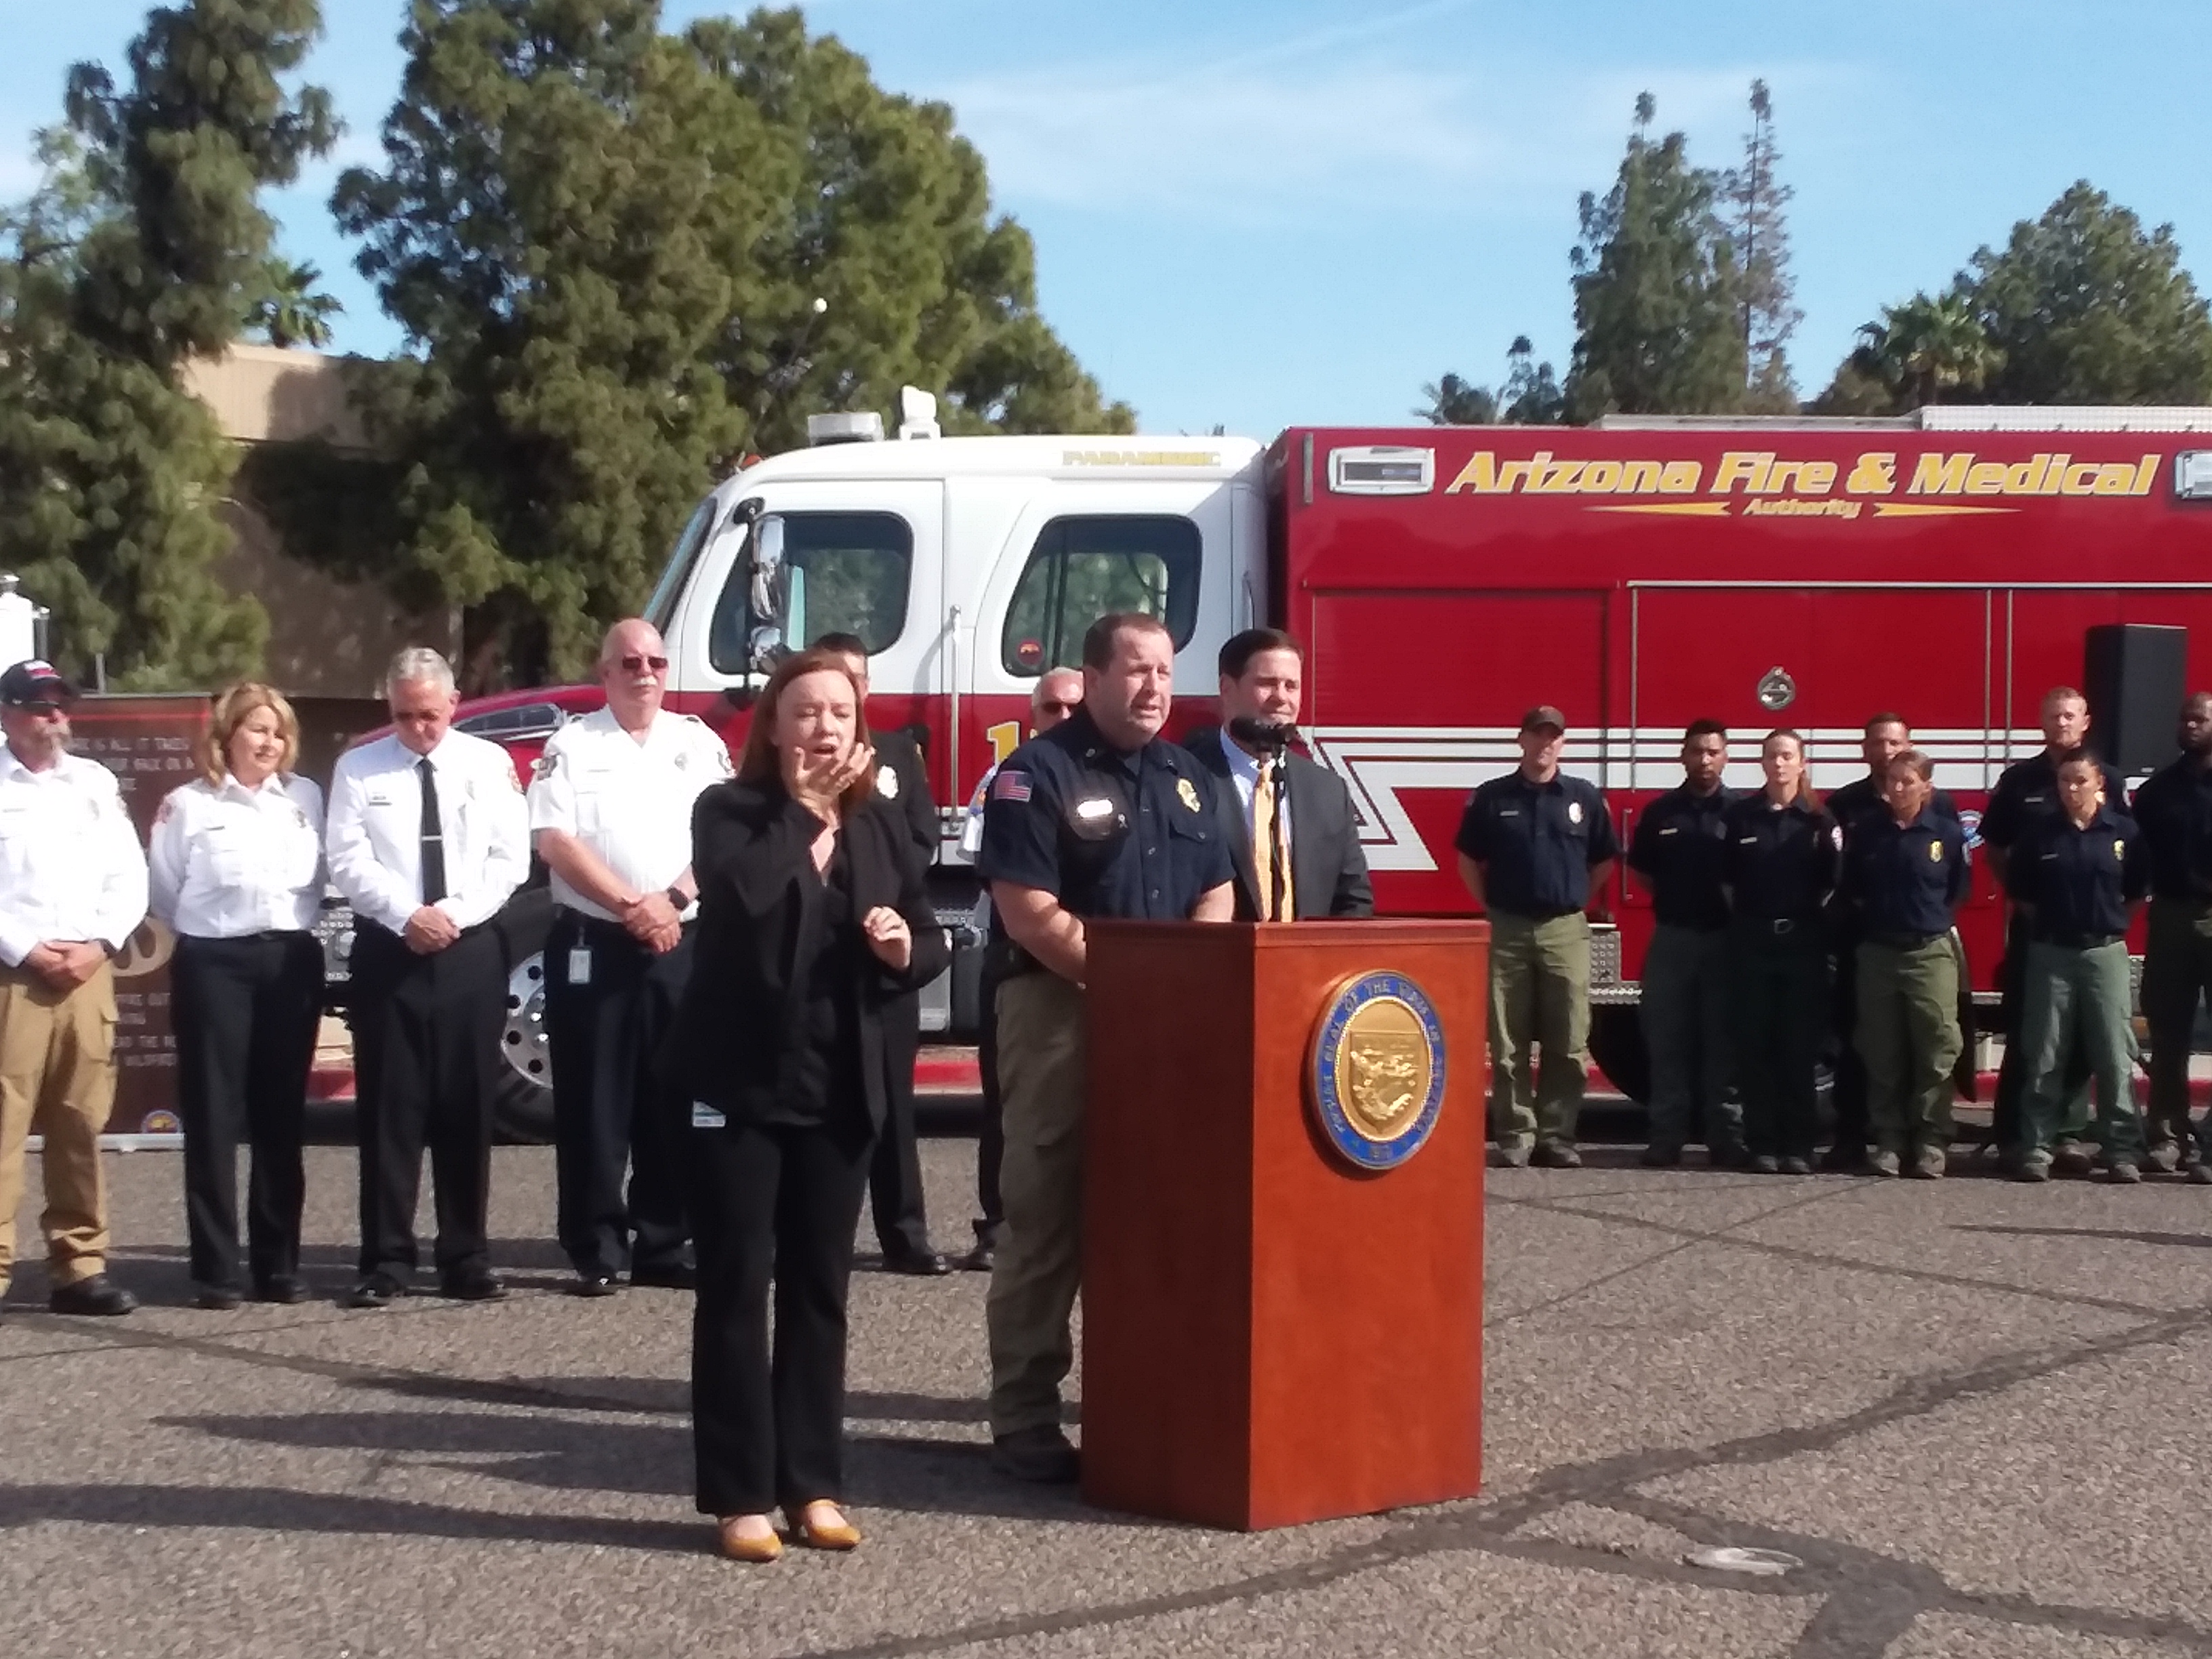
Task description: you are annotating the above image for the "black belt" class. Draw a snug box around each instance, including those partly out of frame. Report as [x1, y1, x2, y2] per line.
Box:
[984, 937, 1044, 980]
[2032, 931, 2125, 950]
[1734, 914, 1819, 937]
[1492, 906, 1581, 922]
[1866, 930, 1948, 951]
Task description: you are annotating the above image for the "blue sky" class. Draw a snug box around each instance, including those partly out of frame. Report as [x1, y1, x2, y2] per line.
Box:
[5, 1, 2212, 436]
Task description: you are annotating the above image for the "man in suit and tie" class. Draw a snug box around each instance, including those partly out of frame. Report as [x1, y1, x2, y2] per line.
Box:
[1184, 628, 1374, 922]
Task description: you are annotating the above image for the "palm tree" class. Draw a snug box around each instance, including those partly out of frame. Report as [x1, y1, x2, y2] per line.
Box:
[247, 260, 342, 351]
[1850, 291, 2003, 407]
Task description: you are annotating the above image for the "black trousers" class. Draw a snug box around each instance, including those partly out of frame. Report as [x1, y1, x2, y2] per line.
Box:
[973, 964, 1004, 1244]
[1829, 939, 1869, 1151]
[171, 930, 323, 1289]
[348, 922, 506, 1279]
[869, 993, 931, 1256]
[545, 910, 692, 1277]
[690, 1116, 874, 1516]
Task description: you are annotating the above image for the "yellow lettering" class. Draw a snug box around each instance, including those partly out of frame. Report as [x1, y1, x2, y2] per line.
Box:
[1965, 462, 2007, 495]
[1532, 458, 1585, 493]
[986, 720, 1023, 764]
[1910, 453, 1973, 494]
[2063, 463, 2102, 495]
[2041, 453, 2070, 493]
[1620, 460, 1662, 494]
[1659, 460, 1703, 493]
[2135, 453, 2160, 495]
[1714, 451, 1774, 494]
[1847, 452, 1898, 495]
[2003, 457, 2048, 493]
[2094, 463, 2137, 495]
[1579, 460, 1621, 493]
[1797, 461, 1838, 495]
[1444, 451, 1499, 493]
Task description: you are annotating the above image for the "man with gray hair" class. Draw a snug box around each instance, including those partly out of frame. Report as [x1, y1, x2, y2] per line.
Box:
[327, 648, 529, 1308]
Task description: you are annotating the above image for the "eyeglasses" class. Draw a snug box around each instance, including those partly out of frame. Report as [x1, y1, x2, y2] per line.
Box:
[619, 655, 670, 674]
[1038, 700, 1073, 715]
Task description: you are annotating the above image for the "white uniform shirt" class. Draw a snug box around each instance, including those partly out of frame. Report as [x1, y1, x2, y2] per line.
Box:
[0, 748, 150, 968]
[325, 730, 529, 936]
[148, 772, 325, 938]
[527, 708, 731, 922]
[1219, 728, 1294, 857]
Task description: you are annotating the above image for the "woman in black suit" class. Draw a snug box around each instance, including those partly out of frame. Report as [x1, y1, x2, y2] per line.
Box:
[670, 647, 949, 1563]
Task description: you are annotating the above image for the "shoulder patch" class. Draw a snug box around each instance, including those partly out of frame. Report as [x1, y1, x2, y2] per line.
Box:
[532, 751, 558, 781]
[992, 771, 1033, 804]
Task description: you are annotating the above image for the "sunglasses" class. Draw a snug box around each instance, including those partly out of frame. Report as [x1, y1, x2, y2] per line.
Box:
[619, 655, 670, 674]
[12, 700, 63, 717]
[1038, 699, 1074, 715]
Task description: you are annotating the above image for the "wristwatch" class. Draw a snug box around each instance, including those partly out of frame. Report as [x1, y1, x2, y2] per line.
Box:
[665, 886, 689, 911]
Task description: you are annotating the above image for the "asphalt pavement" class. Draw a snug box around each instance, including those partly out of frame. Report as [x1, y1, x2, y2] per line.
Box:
[5, 1127, 2212, 1658]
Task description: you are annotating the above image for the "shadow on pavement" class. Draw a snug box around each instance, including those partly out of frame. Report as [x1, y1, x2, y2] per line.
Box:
[1953, 1223, 2212, 1248]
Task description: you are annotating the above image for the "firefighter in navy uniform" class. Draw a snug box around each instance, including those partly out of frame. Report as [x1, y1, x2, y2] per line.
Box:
[2131, 692, 2212, 1181]
[1824, 714, 1959, 1171]
[1454, 706, 1620, 1169]
[1980, 687, 2130, 1172]
[1838, 748, 1970, 1179]
[1720, 730, 1838, 1174]
[2003, 747, 2149, 1183]
[1624, 720, 1744, 1168]
[975, 613, 1233, 1484]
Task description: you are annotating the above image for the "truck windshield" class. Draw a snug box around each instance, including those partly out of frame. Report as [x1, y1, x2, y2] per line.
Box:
[644, 495, 720, 634]
[1000, 515, 1202, 675]
[708, 510, 914, 673]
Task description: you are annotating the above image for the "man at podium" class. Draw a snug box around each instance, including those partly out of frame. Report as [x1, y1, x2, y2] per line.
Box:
[1184, 628, 1372, 923]
[975, 612, 1235, 1484]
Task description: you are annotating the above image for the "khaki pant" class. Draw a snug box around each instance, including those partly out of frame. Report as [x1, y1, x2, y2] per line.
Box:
[0, 961, 119, 1294]
[1488, 911, 1591, 1151]
[1855, 939, 1962, 1155]
[985, 971, 1087, 1439]
[2017, 940, 2142, 1164]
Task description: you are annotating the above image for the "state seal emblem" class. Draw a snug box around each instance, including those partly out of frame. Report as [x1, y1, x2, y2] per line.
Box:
[1309, 971, 1446, 1171]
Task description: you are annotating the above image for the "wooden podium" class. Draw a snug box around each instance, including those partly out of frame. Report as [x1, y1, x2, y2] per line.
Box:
[1080, 919, 1488, 1530]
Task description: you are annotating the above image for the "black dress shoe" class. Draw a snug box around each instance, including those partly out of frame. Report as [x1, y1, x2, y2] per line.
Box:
[439, 1269, 508, 1303]
[348, 1271, 409, 1309]
[992, 1425, 1080, 1483]
[194, 1284, 244, 1311]
[628, 1262, 697, 1290]
[958, 1241, 996, 1273]
[883, 1248, 952, 1277]
[569, 1273, 619, 1298]
[254, 1275, 310, 1305]
[50, 1275, 138, 1317]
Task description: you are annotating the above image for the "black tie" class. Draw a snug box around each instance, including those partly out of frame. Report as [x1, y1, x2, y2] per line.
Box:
[417, 757, 447, 905]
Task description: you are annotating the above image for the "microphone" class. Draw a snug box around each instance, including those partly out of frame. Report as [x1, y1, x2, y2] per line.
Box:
[1229, 715, 1297, 753]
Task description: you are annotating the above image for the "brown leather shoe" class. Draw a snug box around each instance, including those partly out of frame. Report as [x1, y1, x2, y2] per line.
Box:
[787, 1501, 861, 1551]
[715, 1517, 783, 1563]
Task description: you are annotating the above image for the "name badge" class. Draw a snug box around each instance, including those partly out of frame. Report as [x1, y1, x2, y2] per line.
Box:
[691, 1102, 726, 1130]
[567, 946, 592, 985]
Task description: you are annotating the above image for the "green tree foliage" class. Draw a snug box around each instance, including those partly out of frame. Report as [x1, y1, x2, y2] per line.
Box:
[246, 258, 342, 348]
[337, 1, 1132, 688]
[1417, 337, 1563, 426]
[1721, 80, 1800, 412]
[1969, 182, 2212, 404]
[1839, 290, 2003, 410]
[1565, 94, 1746, 422]
[0, 1, 335, 689]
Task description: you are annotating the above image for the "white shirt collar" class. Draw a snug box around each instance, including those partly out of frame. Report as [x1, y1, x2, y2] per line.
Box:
[1220, 727, 1265, 789]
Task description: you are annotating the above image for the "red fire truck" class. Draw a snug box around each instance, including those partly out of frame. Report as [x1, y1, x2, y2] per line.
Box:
[407, 395, 2212, 1128]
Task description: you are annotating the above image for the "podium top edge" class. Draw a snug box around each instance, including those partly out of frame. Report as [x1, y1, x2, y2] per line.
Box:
[1086, 919, 1492, 945]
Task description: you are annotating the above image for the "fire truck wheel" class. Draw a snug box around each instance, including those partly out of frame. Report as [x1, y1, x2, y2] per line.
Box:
[1586, 1004, 1650, 1105]
[492, 884, 556, 1145]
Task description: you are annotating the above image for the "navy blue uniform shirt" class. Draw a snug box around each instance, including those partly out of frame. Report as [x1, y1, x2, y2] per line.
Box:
[977, 707, 1232, 921]
[2129, 756, 2212, 902]
[1980, 750, 2130, 858]
[2006, 806, 2146, 942]
[1627, 784, 1738, 931]
[1454, 768, 1619, 918]
[1721, 792, 1839, 925]
[1827, 775, 1960, 834]
[1840, 809, 1970, 938]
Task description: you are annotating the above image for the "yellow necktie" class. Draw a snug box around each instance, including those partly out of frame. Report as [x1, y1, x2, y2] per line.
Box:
[1253, 762, 1295, 922]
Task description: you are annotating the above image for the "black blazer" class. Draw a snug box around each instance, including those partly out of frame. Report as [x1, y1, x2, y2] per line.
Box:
[668, 779, 950, 1132]
[869, 725, 939, 873]
[1184, 728, 1375, 921]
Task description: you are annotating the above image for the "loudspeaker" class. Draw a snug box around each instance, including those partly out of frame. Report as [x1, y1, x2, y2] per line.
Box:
[2083, 624, 2187, 776]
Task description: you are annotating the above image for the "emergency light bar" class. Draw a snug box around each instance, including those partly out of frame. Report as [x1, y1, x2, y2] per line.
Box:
[1329, 446, 1434, 495]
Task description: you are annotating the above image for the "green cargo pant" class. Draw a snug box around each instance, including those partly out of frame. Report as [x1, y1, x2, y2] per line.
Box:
[2141, 898, 2212, 1156]
[1640, 923, 1741, 1153]
[2016, 939, 2143, 1165]
[1856, 937, 1963, 1156]
[985, 971, 1087, 1439]
[1488, 910, 1591, 1151]
[1729, 922, 1825, 1161]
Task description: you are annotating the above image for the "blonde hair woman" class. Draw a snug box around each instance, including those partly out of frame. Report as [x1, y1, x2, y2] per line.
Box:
[148, 683, 326, 1309]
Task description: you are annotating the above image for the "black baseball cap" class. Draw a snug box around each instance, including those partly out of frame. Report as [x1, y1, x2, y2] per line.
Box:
[0, 660, 74, 708]
[1520, 705, 1567, 735]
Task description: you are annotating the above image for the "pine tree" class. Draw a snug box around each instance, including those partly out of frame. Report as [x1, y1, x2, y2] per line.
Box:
[1565, 94, 1745, 421]
[0, 1, 335, 688]
[1722, 80, 1801, 411]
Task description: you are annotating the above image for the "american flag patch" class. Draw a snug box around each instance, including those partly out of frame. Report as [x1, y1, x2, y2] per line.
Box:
[991, 771, 1033, 803]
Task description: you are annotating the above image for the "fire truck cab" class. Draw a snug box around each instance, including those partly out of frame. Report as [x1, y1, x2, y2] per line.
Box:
[445, 396, 2212, 1122]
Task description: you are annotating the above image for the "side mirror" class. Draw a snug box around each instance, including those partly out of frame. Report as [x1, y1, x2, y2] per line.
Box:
[742, 514, 790, 680]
